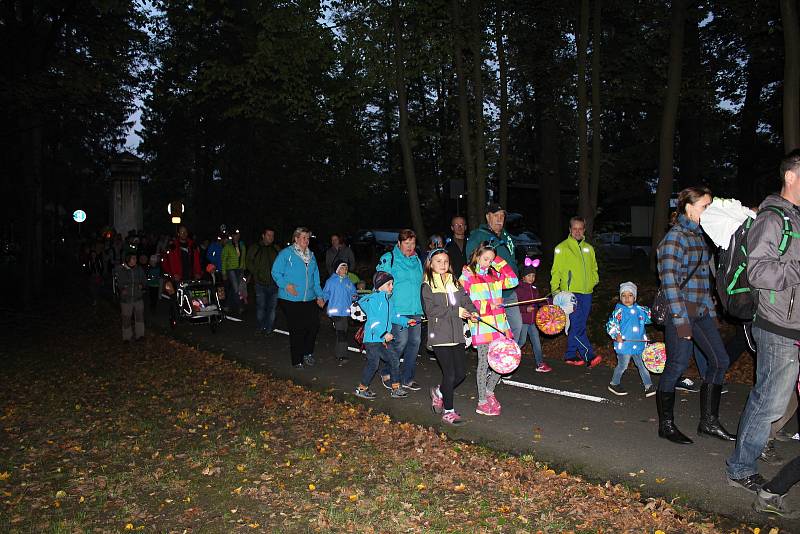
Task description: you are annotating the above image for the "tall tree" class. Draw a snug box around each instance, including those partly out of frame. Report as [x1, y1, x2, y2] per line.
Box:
[651, 0, 687, 263]
[391, 0, 427, 243]
[588, 0, 602, 237]
[451, 0, 479, 228]
[782, 0, 800, 151]
[495, 5, 510, 208]
[469, 0, 487, 212]
[576, 0, 591, 229]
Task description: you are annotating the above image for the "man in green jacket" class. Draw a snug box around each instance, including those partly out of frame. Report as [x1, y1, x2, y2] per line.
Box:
[247, 228, 282, 335]
[551, 216, 600, 367]
[222, 229, 246, 317]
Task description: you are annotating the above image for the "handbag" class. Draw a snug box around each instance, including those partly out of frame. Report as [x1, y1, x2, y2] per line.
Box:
[652, 255, 703, 325]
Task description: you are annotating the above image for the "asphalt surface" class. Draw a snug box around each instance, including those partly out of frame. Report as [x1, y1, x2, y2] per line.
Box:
[149, 304, 800, 530]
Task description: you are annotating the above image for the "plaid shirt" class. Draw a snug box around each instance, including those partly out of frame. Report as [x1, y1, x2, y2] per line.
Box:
[657, 214, 715, 337]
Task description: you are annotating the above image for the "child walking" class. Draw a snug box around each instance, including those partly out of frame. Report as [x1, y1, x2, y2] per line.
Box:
[354, 271, 408, 399]
[323, 261, 358, 365]
[460, 242, 519, 416]
[515, 263, 552, 373]
[421, 248, 478, 425]
[605, 281, 655, 397]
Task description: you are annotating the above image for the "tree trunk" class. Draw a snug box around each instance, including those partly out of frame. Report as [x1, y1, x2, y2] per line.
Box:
[576, 0, 591, 226]
[781, 0, 800, 151]
[539, 110, 562, 258]
[469, 0, 487, 212]
[736, 54, 765, 207]
[451, 0, 479, 228]
[651, 0, 687, 266]
[495, 6, 509, 208]
[588, 0, 602, 237]
[391, 0, 427, 244]
[22, 115, 44, 308]
[678, 4, 701, 188]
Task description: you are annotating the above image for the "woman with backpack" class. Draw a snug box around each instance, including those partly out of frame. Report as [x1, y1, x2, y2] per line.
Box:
[655, 186, 735, 445]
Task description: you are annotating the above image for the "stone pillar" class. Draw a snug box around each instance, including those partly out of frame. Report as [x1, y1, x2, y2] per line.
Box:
[110, 152, 143, 236]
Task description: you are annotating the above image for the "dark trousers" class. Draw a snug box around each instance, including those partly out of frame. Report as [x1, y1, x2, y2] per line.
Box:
[279, 299, 320, 365]
[331, 316, 349, 359]
[660, 314, 730, 391]
[765, 455, 800, 495]
[148, 286, 159, 310]
[433, 344, 467, 411]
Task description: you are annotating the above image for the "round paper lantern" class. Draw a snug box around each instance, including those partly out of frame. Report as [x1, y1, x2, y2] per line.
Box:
[642, 342, 666, 374]
[535, 305, 567, 335]
[487, 337, 521, 374]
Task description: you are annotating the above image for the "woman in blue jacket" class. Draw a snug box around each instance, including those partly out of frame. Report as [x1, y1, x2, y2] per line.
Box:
[271, 227, 325, 368]
[375, 229, 424, 391]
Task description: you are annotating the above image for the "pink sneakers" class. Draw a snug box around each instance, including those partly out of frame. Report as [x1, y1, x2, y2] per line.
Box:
[486, 393, 501, 412]
[441, 411, 463, 425]
[430, 386, 444, 414]
[475, 401, 495, 416]
[535, 363, 553, 373]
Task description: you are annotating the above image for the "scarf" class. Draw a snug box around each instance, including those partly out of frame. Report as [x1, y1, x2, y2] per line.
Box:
[292, 244, 312, 265]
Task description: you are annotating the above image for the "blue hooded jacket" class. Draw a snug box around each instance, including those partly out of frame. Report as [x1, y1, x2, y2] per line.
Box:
[375, 245, 423, 316]
[271, 247, 324, 302]
[207, 242, 223, 271]
[605, 303, 652, 355]
[358, 290, 401, 343]
[323, 273, 357, 317]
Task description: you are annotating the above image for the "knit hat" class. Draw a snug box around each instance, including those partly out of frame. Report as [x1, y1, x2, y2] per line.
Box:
[373, 271, 394, 290]
[336, 261, 350, 273]
[521, 264, 537, 277]
[619, 281, 637, 299]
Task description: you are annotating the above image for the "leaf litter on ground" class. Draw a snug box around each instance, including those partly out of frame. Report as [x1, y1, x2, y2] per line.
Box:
[0, 301, 764, 533]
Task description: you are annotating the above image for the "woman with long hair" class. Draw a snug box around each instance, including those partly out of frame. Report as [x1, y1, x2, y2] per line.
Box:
[656, 186, 735, 444]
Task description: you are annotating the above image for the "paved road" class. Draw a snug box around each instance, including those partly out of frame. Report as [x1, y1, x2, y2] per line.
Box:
[149, 305, 800, 530]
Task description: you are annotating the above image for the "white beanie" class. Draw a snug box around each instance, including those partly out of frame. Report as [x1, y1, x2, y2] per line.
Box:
[619, 281, 637, 299]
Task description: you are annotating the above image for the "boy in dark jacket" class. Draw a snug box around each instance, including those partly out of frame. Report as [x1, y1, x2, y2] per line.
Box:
[114, 250, 146, 341]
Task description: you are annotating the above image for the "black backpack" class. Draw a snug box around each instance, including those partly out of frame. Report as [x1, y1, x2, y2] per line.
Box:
[716, 206, 793, 320]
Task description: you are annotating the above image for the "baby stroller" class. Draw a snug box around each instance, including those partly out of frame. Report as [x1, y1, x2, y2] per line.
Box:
[164, 276, 224, 332]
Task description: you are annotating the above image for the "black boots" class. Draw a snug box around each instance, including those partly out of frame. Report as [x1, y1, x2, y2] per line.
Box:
[656, 390, 693, 444]
[697, 383, 736, 441]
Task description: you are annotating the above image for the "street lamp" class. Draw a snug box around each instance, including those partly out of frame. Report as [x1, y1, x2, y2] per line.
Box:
[167, 201, 184, 225]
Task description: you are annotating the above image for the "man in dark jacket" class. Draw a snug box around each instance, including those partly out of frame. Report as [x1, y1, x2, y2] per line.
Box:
[247, 227, 282, 335]
[727, 149, 800, 493]
[465, 204, 521, 341]
[445, 215, 468, 277]
[114, 249, 146, 341]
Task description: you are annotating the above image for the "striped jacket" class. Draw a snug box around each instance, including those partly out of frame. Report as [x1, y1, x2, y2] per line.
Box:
[656, 214, 715, 338]
[459, 258, 519, 345]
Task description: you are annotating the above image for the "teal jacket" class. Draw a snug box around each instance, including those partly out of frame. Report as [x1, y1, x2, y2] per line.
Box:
[465, 224, 519, 297]
[271, 247, 324, 302]
[375, 245, 423, 316]
[358, 290, 401, 343]
[550, 236, 599, 294]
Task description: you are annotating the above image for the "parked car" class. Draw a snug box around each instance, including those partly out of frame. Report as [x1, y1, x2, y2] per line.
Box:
[596, 232, 651, 261]
[511, 230, 543, 259]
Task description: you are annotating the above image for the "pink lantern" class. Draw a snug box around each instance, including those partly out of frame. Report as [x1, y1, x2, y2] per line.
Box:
[487, 337, 522, 374]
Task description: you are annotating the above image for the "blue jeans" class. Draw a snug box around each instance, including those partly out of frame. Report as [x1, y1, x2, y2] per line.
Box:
[611, 352, 652, 387]
[225, 269, 242, 313]
[504, 293, 523, 343]
[726, 326, 800, 479]
[565, 293, 594, 361]
[362, 342, 399, 387]
[660, 314, 730, 391]
[518, 323, 544, 366]
[381, 316, 422, 385]
[255, 282, 279, 332]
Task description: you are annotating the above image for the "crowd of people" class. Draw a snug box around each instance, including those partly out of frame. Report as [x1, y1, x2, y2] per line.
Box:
[79, 149, 800, 519]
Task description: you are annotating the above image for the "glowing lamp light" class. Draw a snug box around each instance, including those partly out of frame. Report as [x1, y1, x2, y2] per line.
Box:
[171, 216, 182, 224]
